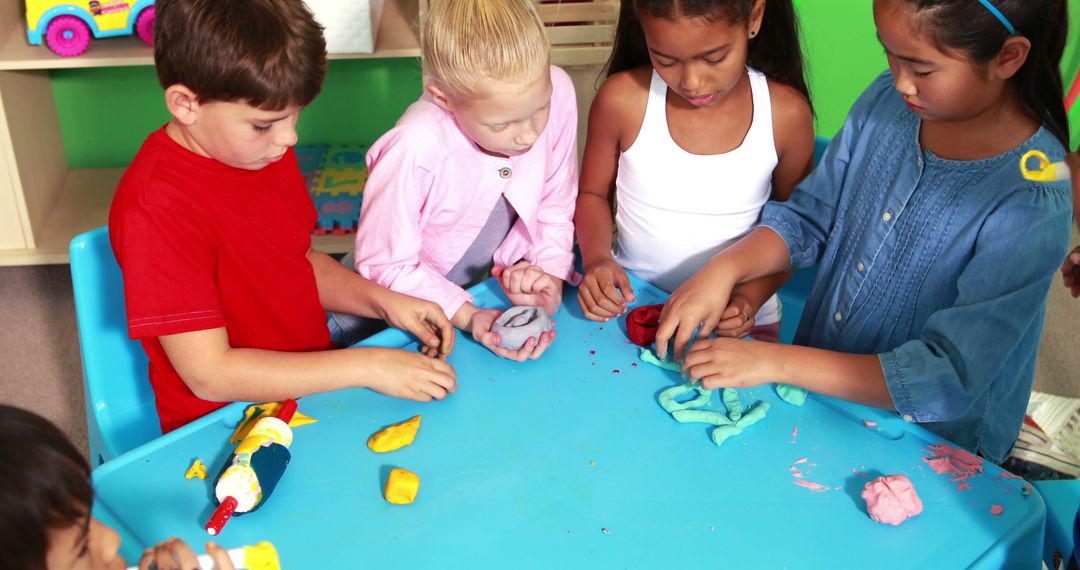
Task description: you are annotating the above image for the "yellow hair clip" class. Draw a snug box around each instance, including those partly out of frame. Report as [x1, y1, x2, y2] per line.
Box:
[1020, 150, 1071, 182]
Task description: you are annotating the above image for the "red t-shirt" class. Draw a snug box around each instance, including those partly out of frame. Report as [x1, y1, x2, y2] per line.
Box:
[109, 127, 332, 433]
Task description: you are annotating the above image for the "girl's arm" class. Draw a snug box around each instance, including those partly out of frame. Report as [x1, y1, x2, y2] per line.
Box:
[684, 339, 893, 408]
[656, 227, 792, 359]
[575, 69, 649, 320]
[718, 83, 816, 336]
[353, 126, 474, 321]
[507, 66, 579, 287]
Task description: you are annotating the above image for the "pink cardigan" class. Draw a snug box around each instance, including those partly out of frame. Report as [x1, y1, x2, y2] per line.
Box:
[354, 65, 580, 318]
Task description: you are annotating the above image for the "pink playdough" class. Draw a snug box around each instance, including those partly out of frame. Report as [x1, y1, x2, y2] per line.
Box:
[862, 474, 923, 526]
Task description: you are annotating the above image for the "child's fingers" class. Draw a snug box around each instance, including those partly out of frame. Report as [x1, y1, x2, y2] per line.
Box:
[205, 542, 236, 570]
[715, 314, 747, 334]
[518, 330, 556, 360]
[578, 286, 617, 319]
[612, 271, 636, 303]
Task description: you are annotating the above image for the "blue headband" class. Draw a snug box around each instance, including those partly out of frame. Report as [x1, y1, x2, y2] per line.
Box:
[977, 0, 1017, 36]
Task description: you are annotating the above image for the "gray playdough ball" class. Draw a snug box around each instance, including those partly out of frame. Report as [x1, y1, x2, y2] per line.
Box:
[492, 305, 553, 350]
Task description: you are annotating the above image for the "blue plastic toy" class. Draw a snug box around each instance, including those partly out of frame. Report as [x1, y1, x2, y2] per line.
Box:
[70, 226, 161, 465]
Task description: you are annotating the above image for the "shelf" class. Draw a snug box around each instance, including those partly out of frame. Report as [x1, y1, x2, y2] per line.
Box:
[0, 168, 353, 266]
[0, 0, 421, 71]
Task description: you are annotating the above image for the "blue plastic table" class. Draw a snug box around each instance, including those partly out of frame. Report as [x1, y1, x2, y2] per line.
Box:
[92, 276, 1044, 568]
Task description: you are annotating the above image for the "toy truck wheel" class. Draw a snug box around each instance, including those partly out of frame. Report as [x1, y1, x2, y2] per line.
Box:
[44, 16, 92, 57]
[135, 6, 155, 47]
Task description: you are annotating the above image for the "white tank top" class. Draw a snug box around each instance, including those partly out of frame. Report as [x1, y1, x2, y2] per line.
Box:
[614, 68, 780, 324]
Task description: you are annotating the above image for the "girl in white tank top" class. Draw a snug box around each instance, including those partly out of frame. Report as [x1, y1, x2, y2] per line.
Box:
[575, 0, 815, 343]
[615, 67, 780, 324]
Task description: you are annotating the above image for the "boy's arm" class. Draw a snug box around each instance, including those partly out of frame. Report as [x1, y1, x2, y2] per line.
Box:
[158, 327, 456, 402]
[308, 249, 454, 357]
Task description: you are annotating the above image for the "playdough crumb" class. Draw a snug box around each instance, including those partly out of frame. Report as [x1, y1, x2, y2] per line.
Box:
[601, 528, 611, 535]
[863, 420, 877, 428]
[990, 504, 1004, 516]
[793, 479, 828, 492]
[794, 457, 808, 464]
[589, 350, 596, 355]
[384, 468, 420, 504]
[590, 460, 597, 467]
[185, 459, 207, 480]
[791, 426, 798, 437]
[368, 416, 422, 453]
[861, 474, 923, 526]
[612, 369, 620, 374]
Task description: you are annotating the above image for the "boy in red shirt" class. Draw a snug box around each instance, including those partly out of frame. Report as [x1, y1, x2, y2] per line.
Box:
[109, 0, 456, 433]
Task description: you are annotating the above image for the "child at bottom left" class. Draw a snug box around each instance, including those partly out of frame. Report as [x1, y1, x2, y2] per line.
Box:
[0, 404, 234, 570]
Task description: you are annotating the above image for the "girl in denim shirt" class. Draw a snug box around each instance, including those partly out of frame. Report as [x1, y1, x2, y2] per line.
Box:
[654, 0, 1073, 464]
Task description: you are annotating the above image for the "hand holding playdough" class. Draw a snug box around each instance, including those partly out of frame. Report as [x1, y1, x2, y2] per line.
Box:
[491, 306, 553, 350]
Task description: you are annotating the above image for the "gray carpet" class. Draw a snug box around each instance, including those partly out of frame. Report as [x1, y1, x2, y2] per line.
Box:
[0, 232, 1078, 459]
[0, 264, 88, 457]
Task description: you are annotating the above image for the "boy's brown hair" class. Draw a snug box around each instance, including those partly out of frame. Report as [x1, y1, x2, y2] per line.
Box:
[154, 0, 327, 110]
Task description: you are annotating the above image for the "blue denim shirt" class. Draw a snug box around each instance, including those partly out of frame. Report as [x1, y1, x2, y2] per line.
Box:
[760, 72, 1072, 463]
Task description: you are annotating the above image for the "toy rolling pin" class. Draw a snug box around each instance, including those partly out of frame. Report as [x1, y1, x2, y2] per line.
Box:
[1020, 150, 1072, 182]
[126, 541, 280, 570]
[205, 400, 298, 536]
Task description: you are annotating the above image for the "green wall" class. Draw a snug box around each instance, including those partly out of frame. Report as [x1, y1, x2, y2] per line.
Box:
[50, 1, 1080, 169]
[51, 58, 424, 169]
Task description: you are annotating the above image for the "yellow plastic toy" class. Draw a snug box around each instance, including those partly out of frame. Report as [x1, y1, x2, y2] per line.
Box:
[25, 0, 156, 57]
[1020, 150, 1072, 183]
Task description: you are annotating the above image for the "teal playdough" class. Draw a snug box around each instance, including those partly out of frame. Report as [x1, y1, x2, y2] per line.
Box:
[723, 388, 743, 421]
[658, 383, 712, 412]
[776, 384, 808, 406]
[656, 383, 770, 447]
[639, 348, 681, 373]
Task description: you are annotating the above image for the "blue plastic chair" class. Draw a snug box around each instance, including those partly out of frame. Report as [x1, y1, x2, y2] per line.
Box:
[70, 227, 161, 466]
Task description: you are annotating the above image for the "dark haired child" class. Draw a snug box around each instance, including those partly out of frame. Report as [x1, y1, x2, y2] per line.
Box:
[109, 0, 457, 434]
[0, 404, 233, 570]
[575, 0, 815, 346]
[656, 0, 1073, 464]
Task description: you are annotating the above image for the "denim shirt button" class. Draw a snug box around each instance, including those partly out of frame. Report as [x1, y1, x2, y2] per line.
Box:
[857, 262, 865, 272]
[833, 312, 842, 322]
[882, 210, 893, 222]
[902, 414, 913, 422]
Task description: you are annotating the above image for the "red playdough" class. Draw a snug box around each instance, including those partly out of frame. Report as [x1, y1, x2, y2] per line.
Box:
[626, 304, 664, 346]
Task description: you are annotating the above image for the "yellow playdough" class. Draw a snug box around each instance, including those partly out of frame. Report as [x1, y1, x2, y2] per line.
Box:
[185, 459, 207, 480]
[368, 415, 422, 453]
[384, 468, 420, 504]
[230, 402, 317, 444]
[243, 541, 281, 570]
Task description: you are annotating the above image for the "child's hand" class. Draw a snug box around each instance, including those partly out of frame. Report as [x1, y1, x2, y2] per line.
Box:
[138, 538, 235, 570]
[577, 259, 635, 321]
[655, 267, 737, 362]
[492, 262, 564, 316]
[467, 306, 556, 362]
[1062, 245, 1080, 298]
[682, 337, 782, 390]
[360, 347, 457, 401]
[714, 293, 756, 338]
[372, 289, 456, 359]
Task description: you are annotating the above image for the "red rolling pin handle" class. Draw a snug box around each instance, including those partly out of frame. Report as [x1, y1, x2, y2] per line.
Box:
[276, 399, 298, 423]
[205, 495, 238, 536]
